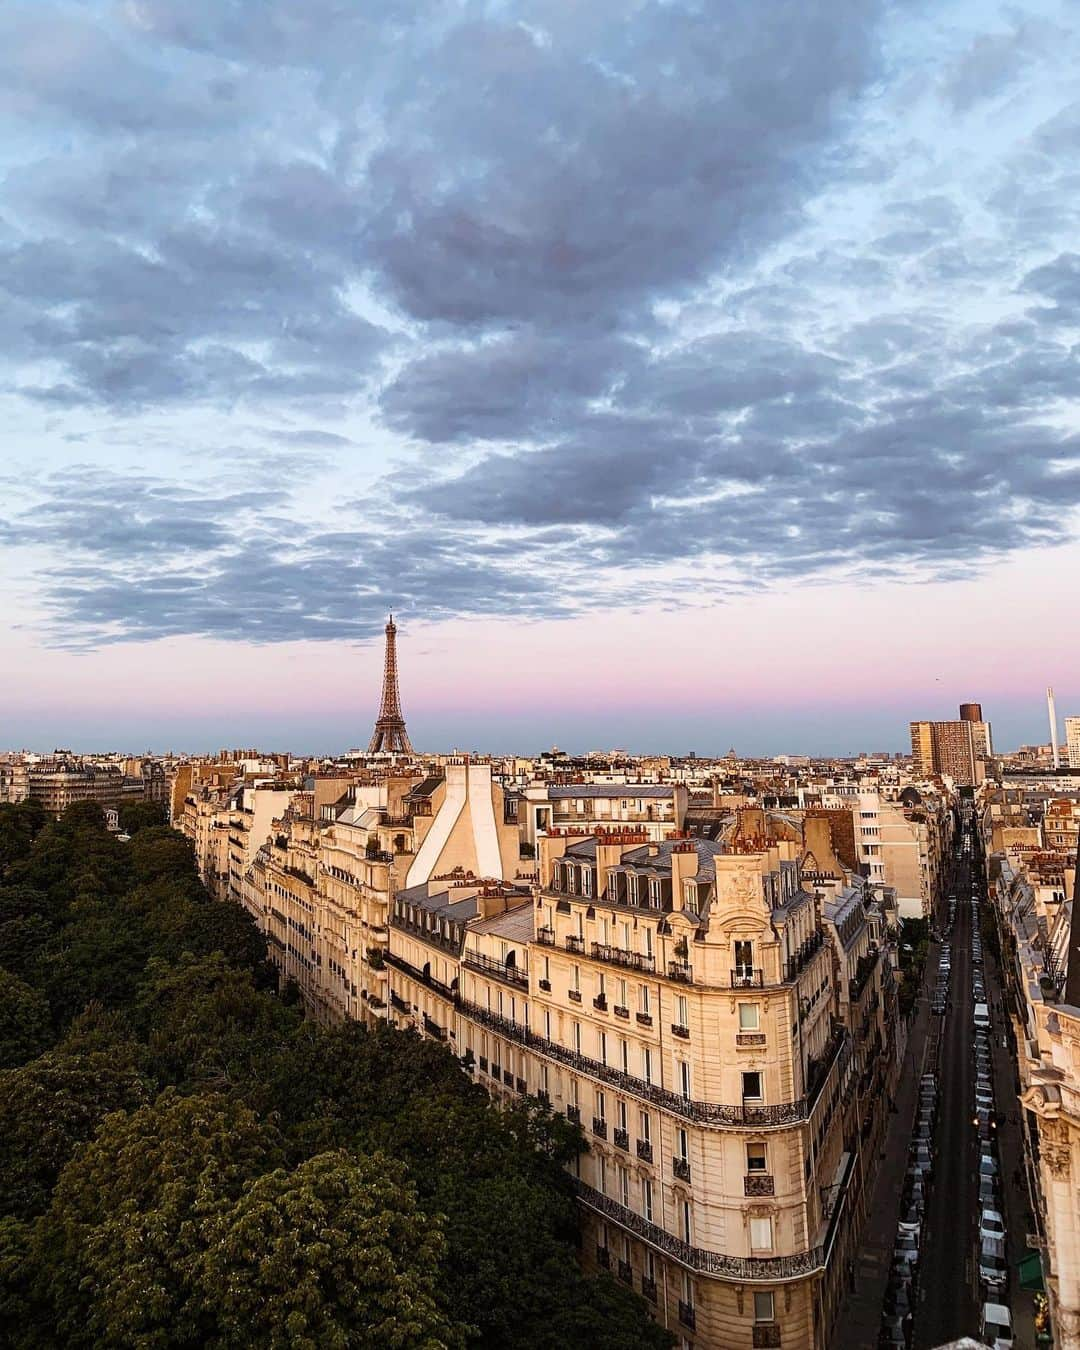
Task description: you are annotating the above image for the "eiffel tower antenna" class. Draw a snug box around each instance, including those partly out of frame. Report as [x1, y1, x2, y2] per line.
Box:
[368, 613, 414, 754]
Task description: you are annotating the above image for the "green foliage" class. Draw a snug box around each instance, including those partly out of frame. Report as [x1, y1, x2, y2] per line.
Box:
[0, 1045, 149, 1217]
[0, 801, 671, 1350]
[200, 1150, 464, 1349]
[117, 801, 166, 836]
[0, 970, 52, 1068]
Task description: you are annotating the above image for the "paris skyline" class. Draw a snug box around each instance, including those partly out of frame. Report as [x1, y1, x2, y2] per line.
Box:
[2, 0, 1079, 752]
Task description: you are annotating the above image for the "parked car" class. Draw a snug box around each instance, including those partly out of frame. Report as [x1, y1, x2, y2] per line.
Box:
[980, 1300, 1013, 1348]
[980, 1209, 1006, 1241]
[979, 1236, 1008, 1292]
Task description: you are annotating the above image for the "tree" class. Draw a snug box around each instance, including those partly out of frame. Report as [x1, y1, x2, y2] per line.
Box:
[117, 801, 166, 836]
[199, 1150, 465, 1349]
[40, 1089, 284, 1346]
[0, 970, 52, 1069]
[0, 1046, 149, 1218]
[134, 953, 301, 1090]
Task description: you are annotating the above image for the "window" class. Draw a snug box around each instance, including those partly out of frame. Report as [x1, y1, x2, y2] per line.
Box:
[641, 1179, 653, 1221]
[750, 1217, 773, 1251]
[734, 939, 754, 975]
[618, 978, 629, 1008]
[746, 1143, 767, 1173]
[543, 1009, 552, 1040]
[642, 1047, 653, 1084]
[571, 964, 580, 992]
[618, 1100, 629, 1131]
[676, 993, 689, 1026]
[742, 1071, 763, 1101]
[597, 972, 606, 997]
[598, 1031, 608, 1064]
[754, 1292, 775, 1323]
[677, 1127, 689, 1161]
[679, 1061, 691, 1099]
[620, 922, 632, 949]
[620, 1038, 630, 1072]
[681, 1199, 692, 1242]
[649, 879, 661, 908]
[682, 1272, 694, 1306]
[643, 926, 654, 957]
[640, 985, 651, 1015]
[573, 1021, 582, 1053]
[596, 1090, 606, 1122]
[738, 1003, 760, 1031]
[582, 868, 593, 897]
[639, 1110, 651, 1143]
[645, 1250, 656, 1281]
[597, 1155, 606, 1194]
[620, 1167, 630, 1207]
[543, 954, 550, 982]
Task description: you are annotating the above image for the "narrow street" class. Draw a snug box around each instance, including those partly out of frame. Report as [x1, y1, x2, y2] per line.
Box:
[914, 853, 977, 1348]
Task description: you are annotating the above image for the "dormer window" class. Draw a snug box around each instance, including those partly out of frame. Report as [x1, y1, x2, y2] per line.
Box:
[649, 879, 662, 908]
[582, 868, 593, 898]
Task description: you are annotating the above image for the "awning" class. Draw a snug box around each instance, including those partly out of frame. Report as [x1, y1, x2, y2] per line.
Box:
[1018, 1250, 1044, 1292]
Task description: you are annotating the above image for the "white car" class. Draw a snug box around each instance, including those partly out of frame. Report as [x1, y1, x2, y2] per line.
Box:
[981, 1300, 1013, 1348]
[980, 1208, 1006, 1241]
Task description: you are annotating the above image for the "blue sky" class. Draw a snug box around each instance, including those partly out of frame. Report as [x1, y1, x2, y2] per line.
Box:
[1, 0, 1078, 753]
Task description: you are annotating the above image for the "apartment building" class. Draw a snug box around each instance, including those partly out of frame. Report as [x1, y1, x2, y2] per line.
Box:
[1067, 717, 1080, 771]
[520, 782, 689, 851]
[990, 846, 1080, 1349]
[909, 719, 982, 786]
[226, 761, 524, 1022]
[380, 829, 891, 1350]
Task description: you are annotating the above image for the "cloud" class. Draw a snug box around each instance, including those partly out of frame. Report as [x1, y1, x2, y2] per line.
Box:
[1, 0, 1080, 651]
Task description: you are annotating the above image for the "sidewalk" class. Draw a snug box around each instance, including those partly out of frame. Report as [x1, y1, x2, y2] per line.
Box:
[832, 948, 936, 1350]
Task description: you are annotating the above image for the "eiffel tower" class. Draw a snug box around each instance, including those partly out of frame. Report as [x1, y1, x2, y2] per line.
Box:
[367, 614, 414, 754]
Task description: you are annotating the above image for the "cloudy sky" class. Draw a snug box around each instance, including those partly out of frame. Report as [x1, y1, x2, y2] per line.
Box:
[2, 0, 1079, 755]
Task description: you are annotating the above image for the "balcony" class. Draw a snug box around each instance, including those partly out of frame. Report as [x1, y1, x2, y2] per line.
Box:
[744, 1173, 775, 1196]
[613, 1005, 630, 1019]
[592, 1117, 608, 1139]
[536, 927, 555, 946]
[849, 945, 881, 1002]
[618, 1259, 632, 1284]
[679, 1301, 696, 1330]
[568, 989, 582, 1003]
[731, 967, 764, 988]
[753, 1325, 782, 1348]
[503, 1069, 514, 1087]
[636, 1139, 653, 1163]
[613, 1127, 629, 1150]
[784, 928, 827, 983]
[593, 994, 608, 1011]
[641, 1275, 657, 1302]
[422, 1015, 445, 1041]
[566, 934, 585, 954]
[463, 950, 528, 989]
[567, 1105, 581, 1124]
[538, 978, 551, 991]
[668, 960, 693, 983]
[456, 996, 852, 1130]
[673, 1156, 691, 1183]
[671, 1023, 690, 1039]
[737, 1033, 767, 1048]
[390, 992, 408, 1014]
[636, 1012, 653, 1028]
[596, 1244, 610, 1270]
[592, 942, 655, 973]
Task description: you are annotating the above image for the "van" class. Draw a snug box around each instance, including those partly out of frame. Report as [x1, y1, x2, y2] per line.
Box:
[974, 1001, 991, 1028]
[981, 1299, 1013, 1347]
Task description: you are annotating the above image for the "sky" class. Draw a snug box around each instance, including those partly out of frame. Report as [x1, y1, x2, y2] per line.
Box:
[1, 0, 1079, 756]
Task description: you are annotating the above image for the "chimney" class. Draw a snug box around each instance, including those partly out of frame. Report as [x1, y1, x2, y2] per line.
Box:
[670, 841, 698, 912]
[538, 832, 570, 888]
[1048, 687, 1060, 770]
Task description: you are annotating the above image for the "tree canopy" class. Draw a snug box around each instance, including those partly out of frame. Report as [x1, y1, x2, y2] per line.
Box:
[0, 803, 671, 1349]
